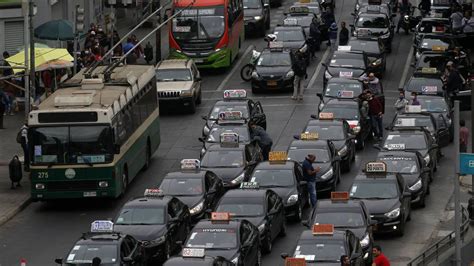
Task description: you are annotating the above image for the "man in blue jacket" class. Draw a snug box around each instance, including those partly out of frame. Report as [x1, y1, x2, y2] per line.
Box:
[249, 121, 273, 160]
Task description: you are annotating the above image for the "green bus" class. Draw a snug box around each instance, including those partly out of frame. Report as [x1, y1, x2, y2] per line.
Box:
[28, 65, 160, 200]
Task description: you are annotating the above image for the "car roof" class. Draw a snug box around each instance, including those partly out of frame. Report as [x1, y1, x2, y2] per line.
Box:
[289, 139, 329, 148]
[333, 51, 364, 57]
[164, 171, 207, 179]
[354, 172, 399, 180]
[125, 196, 172, 207]
[316, 199, 365, 210]
[388, 128, 427, 135]
[223, 188, 268, 198]
[327, 77, 362, 84]
[156, 59, 192, 69]
[164, 257, 217, 265]
[325, 99, 359, 106]
[307, 119, 345, 126]
[77, 232, 124, 244]
[254, 161, 295, 170]
[357, 12, 388, 18]
[206, 143, 247, 151]
[395, 112, 434, 119]
[193, 219, 242, 230]
[417, 95, 446, 101]
[275, 25, 304, 31]
[377, 150, 419, 158]
[298, 229, 347, 241]
[214, 100, 249, 106]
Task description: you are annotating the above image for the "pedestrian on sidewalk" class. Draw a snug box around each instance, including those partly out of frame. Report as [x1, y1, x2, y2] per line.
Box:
[460, 119, 469, 152]
[329, 22, 338, 50]
[339, 21, 349, 46]
[17, 123, 29, 171]
[0, 89, 7, 129]
[249, 120, 273, 160]
[372, 245, 390, 266]
[367, 91, 384, 140]
[291, 49, 307, 101]
[302, 154, 320, 207]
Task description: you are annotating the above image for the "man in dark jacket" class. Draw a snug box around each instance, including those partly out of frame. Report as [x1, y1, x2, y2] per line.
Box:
[292, 50, 307, 101]
[367, 91, 384, 140]
[249, 121, 273, 160]
[0, 89, 7, 129]
[445, 61, 464, 96]
[339, 21, 349, 45]
[309, 18, 321, 54]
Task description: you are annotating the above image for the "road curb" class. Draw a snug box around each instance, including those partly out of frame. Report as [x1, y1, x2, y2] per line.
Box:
[0, 196, 31, 227]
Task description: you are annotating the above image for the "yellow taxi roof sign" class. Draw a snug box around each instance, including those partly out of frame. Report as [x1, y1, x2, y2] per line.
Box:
[319, 112, 334, 120]
[312, 224, 334, 235]
[331, 191, 349, 201]
[365, 161, 387, 173]
[299, 0, 311, 3]
[431, 45, 446, 52]
[211, 212, 231, 221]
[285, 258, 307, 266]
[421, 67, 437, 74]
[289, 5, 309, 13]
[300, 132, 319, 140]
[269, 151, 288, 162]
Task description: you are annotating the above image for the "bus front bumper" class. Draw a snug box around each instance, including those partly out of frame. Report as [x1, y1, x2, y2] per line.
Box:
[169, 48, 230, 69]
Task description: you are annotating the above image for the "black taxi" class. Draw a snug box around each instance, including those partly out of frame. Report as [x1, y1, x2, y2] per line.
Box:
[376, 151, 430, 208]
[414, 34, 457, 61]
[287, 132, 341, 195]
[303, 192, 374, 263]
[164, 248, 235, 265]
[346, 38, 386, 76]
[248, 152, 309, 221]
[417, 95, 453, 139]
[349, 162, 412, 236]
[184, 212, 261, 265]
[281, 224, 365, 265]
[303, 116, 356, 172]
[202, 89, 266, 136]
[55, 220, 146, 265]
[159, 159, 226, 221]
[412, 52, 450, 78]
[200, 132, 262, 188]
[114, 189, 191, 263]
[318, 77, 363, 111]
[283, 5, 317, 37]
[403, 76, 445, 97]
[215, 183, 286, 254]
[322, 51, 369, 87]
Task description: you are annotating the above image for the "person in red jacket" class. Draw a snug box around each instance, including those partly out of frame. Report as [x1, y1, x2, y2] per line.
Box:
[366, 91, 384, 140]
[372, 245, 390, 266]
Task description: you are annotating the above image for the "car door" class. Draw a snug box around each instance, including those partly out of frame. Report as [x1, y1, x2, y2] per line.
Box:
[240, 221, 256, 265]
[328, 141, 340, 175]
[167, 201, 180, 243]
[295, 163, 308, 207]
[435, 114, 450, 147]
[397, 177, 410, 221]
[120, 238, 133, 264]
[266, 192, 278, 239]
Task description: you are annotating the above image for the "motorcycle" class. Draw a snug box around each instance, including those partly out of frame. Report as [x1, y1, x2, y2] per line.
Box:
[400, 6, 421, 35]
[240, 49, 261, 81]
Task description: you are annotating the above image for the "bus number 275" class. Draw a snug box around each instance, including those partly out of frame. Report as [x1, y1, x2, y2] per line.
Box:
[38, 172, 49, 179]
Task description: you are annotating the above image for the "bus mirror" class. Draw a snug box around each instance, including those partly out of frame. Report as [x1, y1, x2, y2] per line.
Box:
[114, 144, 121, 154]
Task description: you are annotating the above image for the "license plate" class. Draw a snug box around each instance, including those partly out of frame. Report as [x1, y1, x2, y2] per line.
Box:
[83, 191, 97, 197]
[267, 80, 277, 86]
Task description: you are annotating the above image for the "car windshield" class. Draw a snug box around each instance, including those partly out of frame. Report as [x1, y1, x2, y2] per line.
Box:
[207, 126, 249, 142]
[431, 0, 450, 6]
[356, 16, 388, 28]
[160, 178, 203, 196]
[379, 158, 419, 174]
[325, 82, 362, 98]
[314, 212, 366, 227]
[330, 54, 365, 69]
[274, 29, 305, 42]
[257, 52, 292, 66]
[186, 229, 237, 249]
[421, 37, 451, 49]
[418, 21, 449, 33]
[322, 105, 359, 120]
[417, 55, 447, 70]
[65, 244, 117, 264]
[287, 148, 330, 163]
[201, 150, 244, 168]
[395, 117, 434, 131]
[406, 78, 443, 94]
[243, 0, 261, 9]
[347, 41, 382, 54]
[419, 98, 448, 112]
[304, 125, 345, 140]
[209, 105, 249, 119]
[30, 125, 114, 165]
[350, 180, 399, 199]
[287, 15, 314, 27]
[294, 240, 346, 262]
[216, 201, 264, 216]
[251, 169, 295, 187]
[115, 207, 165, 225]
[383, 134, 428, 149]
[156, 69, 192, 82]
[172, 6, 225, 41]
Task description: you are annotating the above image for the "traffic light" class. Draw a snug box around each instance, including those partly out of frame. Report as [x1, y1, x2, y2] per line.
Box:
[75, 5, 85, 33]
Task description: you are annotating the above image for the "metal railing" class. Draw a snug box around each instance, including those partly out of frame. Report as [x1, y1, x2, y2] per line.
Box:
[407, 206, 470, 266]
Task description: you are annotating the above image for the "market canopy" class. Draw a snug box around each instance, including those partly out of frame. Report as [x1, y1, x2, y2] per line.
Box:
[5, 48, 73, 74]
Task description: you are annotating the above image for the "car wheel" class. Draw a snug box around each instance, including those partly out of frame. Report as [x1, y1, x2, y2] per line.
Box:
[252, 87, 259, 94]
[356, 138, 365, 150]
[265, 16, 270, 30]
[262, 231, 272, 254]
[279, 220, 287, 237]
[434, 160, 438, 172]
[260, 25, 266, 37]
[396, 218, 405, 237]
[188, 98, 196, 114]
[426, 184, 430, 195]
[142, 141, 151, 171]
[417, 193, 426, 208]
[160, 239, 172, 262]
[196, 90, 202, 104]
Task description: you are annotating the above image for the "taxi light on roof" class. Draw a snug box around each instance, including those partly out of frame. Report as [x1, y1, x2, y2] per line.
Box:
[299, 0, 310, 3]
[269, 41, 284, 49]
[337, 46, 352, 52]
[182, 248, 205, 258]
[300, 132, 319, 140]
[91, 220, 114, 233]
[289, 5, 309, 13]
[285, 258, 307, 266]
[431, 45, 446, 52]
[218, 110, 243, 120]
[269, 151, 288, 161]
[220, 132, 239, 147]
[405, 105, 422, 113]
[223, 89, 247, 100]
[211, 212, 231, 221]
[240, 182, 260, 189]
[144, 188, 164, 197]
[421, 67, 437, 74]
[181, 159, 201, 170]
[319, 112, 334, 120]
[312, 224, 334, 235]
[331, 191, 349, 201]
[284, 18, 298, 26]
[365, 161, 387, 173]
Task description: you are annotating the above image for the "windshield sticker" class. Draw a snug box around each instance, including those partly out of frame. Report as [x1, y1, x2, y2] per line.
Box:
[296, 245, 300, 251]
[201, 228, 232, 232]
[379, 157, 414, 161]
[423, 42, 428, 46]
[294, 250, 301, 255]
[73, 245, 80, 251]
[34, 145, 42, 156]
[174, 26, 191, 32]
[386, 143, 406, 150]
[421, 86, 438, 94]
[331, 59, 336, 63]
[340, 71, 353, 78]
[350, 185, 357, 195]
[67, 254, 75, 261]
[257, 58, 263, 66]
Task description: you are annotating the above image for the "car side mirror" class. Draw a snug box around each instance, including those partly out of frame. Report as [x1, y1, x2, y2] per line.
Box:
[123, 257, 133, 263]
[348, 134, 356, 139]
[369, 220, 377, 226]
[264, 3, 269, 7]
[114, 144, 121, 154]
[268, 209, 279, 215]
[208, 188, 217, 194]
[310, 114, 318, 119]
[431, 143, 439, 149]
[391, 14, 397, 18]
[169, 217, 179, 223]
[301, 220, 309, 227]
[351, 12, 356, 16]
[373, 143, 381, 150]
[55, 258, 63, 265]
[321, 62, 327, 68]
[299, 180, 307, 186]
[205, 208, 212, 214]
[201, 115, 208, 120]
[198, 137, 205, 143]
[423, 167, 430, 173]
[281, 253, 290, 259]
[316, 92, 323, 99]
[403, 192, 411, 198]
[175, 240, 183, 246]
[349, 24, 354, 28]
[334, 155, 341, 161]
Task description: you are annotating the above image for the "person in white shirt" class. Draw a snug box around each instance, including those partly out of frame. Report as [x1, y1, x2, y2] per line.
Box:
[463, 11, 474, 33]
[450, 7, 465, 33]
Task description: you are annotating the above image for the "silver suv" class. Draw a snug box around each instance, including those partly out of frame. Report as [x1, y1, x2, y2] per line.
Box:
[155, 59, 202, 113]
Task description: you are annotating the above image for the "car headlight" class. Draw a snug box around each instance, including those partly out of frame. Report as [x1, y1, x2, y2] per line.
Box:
[324, 71, 332, 80]
[203, 125, 210, 135]
[416, 52, 421, 60]
[231, 172, 245, 184]
[190, 201, 204, 214]
[338, 145, 348, 156]
[447, 118, 452, 125]
[35, 183, 45, 190]
[384, 207, 400, 219]
[254, 16, 262, 21]
[353, 126, 361, 134]
[287, 194, 298, 204]
[371, 58, 382, 66]
[181, 90, 193, 97]
[424, 154, 430, 165]
[355, 3, 360, 10]
[251, 71, 259, 79]
[320, 167, 334, 180]
[381, 32, 390, 39]
[285, 70, 295, 79]
[144, 235, 166, 246]
[409, 179, 422, 192]
[360, 233, 370, 248]
[319, 102, 325, 110]
[200, 147, 206, 156]
[258, 223, 266, 233]
[404, 14, 409, 19]
[231, 256, 239, 264]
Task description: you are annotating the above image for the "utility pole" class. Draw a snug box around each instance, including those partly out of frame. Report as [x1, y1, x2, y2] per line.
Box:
[155, 0, 162, 64]
[454, 100, 462, 266]
[470, 75, 474, 196]
[74, 5, 85, 75]
[28, 0, 35, 105]
[22, 0, 30, 122]
[108, 0, 116, 64]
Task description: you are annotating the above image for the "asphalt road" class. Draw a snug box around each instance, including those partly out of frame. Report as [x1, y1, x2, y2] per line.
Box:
[0, 0, 466, 265]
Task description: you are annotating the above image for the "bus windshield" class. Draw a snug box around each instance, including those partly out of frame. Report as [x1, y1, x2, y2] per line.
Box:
[173, 6, 226, 41]
[30, 125, 115, 165]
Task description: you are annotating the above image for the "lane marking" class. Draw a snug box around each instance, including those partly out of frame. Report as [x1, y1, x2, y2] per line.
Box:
[398, 44, 414, 89]
[306, 47, 331, 91]
[216, 44, 255, 91]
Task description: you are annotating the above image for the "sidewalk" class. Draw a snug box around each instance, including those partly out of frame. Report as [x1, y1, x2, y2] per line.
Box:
[0, 113, 30, 226]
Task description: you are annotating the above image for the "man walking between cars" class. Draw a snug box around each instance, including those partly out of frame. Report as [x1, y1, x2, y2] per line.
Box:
[292, 49, 307, 101]
[367, 91, 384, 140]
[302, 154, 320, 207]
[249, 120, 273, 161]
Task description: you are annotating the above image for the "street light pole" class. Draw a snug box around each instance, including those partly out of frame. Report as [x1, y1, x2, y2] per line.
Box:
[454, 100, 462, 266]
[155, 0, 162, 64]
[22, 0, 30, 122]
[28, 0, 35, 101]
